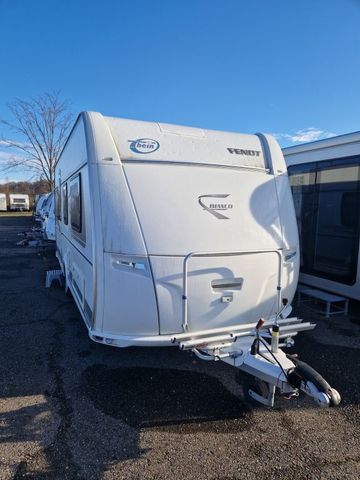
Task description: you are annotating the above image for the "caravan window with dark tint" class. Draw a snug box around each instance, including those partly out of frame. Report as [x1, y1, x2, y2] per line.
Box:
[70, 175, 82, 233]
[288, 157, 360, 285]
[62, 183, 68, 225]
[55, 188, 61, 220]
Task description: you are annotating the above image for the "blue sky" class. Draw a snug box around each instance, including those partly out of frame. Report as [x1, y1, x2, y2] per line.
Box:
[0, 0, 359, 182]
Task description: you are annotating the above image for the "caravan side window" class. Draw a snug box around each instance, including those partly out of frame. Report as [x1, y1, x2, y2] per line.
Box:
[55, 188, 61, 221]
[70, 174, 82, 233]
[62, 183, 68, 225]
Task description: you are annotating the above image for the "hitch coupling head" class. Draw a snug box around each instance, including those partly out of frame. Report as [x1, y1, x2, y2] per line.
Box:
[287, 357, 341, 407]
[302, 382, 341, 408]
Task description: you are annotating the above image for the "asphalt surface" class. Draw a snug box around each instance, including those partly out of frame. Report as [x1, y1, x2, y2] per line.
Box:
[0, 213, 359, 480]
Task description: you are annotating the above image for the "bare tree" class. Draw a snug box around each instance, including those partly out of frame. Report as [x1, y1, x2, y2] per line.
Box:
[1, 92, 73, 190]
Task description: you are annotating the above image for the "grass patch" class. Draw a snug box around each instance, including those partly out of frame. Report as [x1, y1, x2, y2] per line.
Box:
[0, 211, 33, 217]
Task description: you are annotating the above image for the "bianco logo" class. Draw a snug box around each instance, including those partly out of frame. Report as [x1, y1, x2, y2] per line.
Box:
[198, 194, 233, 220]
[129, 138, 160, 154]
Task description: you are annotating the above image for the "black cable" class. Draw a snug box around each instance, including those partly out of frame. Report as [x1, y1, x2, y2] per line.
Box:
[258, 337, 289, 380]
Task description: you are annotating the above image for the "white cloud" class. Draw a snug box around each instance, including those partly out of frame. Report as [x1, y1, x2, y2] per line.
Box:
[0, 139, 31, 148]
[0, 139, 15, 147]
[273, 127, 336, 144]
[0, 150, 25, 164]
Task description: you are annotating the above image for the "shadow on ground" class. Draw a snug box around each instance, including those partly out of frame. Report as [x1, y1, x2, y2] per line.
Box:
[81, 365, 252, 433]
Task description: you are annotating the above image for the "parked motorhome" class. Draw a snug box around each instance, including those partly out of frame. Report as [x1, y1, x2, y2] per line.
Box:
[9, 194, 29, 211]
[0, 193, 7, 211]
[284, 131, 360, 301]
[54, 112, 340, 408]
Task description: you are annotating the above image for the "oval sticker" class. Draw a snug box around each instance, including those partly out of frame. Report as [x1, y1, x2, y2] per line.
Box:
[129, 138, 160, 154]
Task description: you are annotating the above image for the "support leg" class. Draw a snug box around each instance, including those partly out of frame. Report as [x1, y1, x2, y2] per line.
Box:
[325, 301, 330, 319]
[267, 384, 276, 407]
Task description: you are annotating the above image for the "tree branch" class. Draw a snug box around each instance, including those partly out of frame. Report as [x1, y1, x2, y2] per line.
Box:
[1, 91, 73, 190]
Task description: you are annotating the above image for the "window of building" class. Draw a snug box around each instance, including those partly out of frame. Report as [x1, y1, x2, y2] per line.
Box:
[288, 157, 360, 285]
[70, 174, 82, 233]
[62, 183, 68, 225]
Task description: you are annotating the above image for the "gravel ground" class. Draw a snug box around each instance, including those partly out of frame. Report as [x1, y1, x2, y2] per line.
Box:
[0, 214, 359, 480]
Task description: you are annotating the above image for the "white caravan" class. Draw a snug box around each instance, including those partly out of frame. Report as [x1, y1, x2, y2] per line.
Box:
[0, 193, 7, 211]
[9, 193, 29, 211]
[35, 194, 49, 221]
[284, 131, 360, 300]
[54, 112, 340, 408]
[41, 192, 53, 221]
[43, 193, 55, 241]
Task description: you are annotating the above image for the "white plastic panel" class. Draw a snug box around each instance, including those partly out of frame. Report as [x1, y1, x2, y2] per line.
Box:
[150, 253, 281, 334]
[106, 116, 267, 169]
[96, 164, 147, 255]
[123, 163, 282, 256]
[57, 118, 87, 181]
[102, 253, 159, 335]
[66, 240, 94, 326]
[274, 173, 299, 252]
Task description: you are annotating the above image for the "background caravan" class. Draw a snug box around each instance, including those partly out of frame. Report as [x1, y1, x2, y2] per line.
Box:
[35, 194, 49, 221]
[54, 112, 340, 408]
[43, 192, 55, 241]
[284, 132, 360, 301]
[0, 193, 6, 211]
[9, 193, 29, 211]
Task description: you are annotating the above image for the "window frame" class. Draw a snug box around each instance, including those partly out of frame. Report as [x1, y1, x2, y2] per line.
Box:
[70, 173, 82, 234]
[62, 183, 68, 225]
[55, 187, 61, 221]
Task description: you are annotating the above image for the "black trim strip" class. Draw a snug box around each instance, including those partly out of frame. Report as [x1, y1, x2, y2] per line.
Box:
[212, 282, 243, 289]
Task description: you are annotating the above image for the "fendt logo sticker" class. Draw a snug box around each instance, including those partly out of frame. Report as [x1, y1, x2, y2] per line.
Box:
[227, 147, 261, 156]
[129, 138, 160, 154]
[198, 194, 233, 220]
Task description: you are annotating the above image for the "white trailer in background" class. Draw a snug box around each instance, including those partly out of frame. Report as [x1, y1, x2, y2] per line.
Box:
[9, 194, 29, 211]
[0, 193, 6, 211]
[284, 131, 360, 301]
[54, 112, 340, 408]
